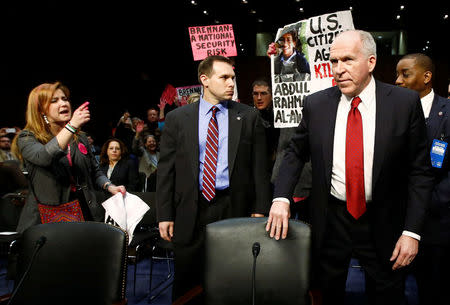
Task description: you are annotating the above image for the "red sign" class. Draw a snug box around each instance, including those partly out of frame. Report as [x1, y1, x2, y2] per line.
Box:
[188, 24, 237, 61]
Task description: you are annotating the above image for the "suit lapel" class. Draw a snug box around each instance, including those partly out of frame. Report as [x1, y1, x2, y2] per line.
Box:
[427, 94, 446, 141]
[227, 101, 242, 178]
[185, 103, 200, 183]
[372, 81, 392, 188]
[110, 159, 122, 180]
[322, 88, 341, 189]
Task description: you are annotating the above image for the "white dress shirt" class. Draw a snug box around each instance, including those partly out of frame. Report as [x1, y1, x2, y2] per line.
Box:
[420, 89, 434, 119]
[274, 76, 420, 240]
[331, 76, 376, 202]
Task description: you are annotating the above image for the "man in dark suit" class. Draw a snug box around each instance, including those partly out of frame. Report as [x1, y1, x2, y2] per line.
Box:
[396, 53, 450, 305]
[267, 30, 434, 305]
[156, 55, 271, 300]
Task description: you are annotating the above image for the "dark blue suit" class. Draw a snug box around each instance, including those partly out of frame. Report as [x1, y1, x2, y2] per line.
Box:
[415, 93, 450, 304]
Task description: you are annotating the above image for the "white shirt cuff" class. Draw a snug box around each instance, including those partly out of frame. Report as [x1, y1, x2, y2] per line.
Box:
[272, 197, 290, 204]
[402, 230, 421, 241]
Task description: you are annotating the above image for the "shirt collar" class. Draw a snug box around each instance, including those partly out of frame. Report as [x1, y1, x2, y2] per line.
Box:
[421, 89, 434, 105]
[281, 50, 297, 63]
[342, 76, 376, 108]
[199, 96, 228, 116]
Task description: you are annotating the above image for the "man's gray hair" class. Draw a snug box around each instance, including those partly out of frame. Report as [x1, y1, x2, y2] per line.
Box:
[357, 30, 377, 58]
[337, 30, 377, 59]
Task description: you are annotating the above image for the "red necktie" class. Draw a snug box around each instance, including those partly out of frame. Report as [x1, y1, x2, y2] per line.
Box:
[202, 106, 219, 201]
[345, 96, 366, 219]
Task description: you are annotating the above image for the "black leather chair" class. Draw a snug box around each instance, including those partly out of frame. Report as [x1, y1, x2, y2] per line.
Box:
[203, 217, 314, 305]
[128, 192, 174, 300]
[8, 222, 128, 305]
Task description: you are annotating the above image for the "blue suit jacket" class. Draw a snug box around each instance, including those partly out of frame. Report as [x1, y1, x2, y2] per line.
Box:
[422, 94, 450, 245]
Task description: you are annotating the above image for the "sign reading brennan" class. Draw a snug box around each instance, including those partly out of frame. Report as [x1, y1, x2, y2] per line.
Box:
[189, 24, 237, 61]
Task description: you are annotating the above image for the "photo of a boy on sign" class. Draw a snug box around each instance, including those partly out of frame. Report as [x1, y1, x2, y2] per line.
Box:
[273, 25, 311, 83]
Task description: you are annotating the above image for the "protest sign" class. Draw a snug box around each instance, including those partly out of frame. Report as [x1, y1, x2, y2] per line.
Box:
[271, 11, 354, 128]
[176, 85, 202, 106]
[189, 24, 237, 61]
[160, 84, 177, 106]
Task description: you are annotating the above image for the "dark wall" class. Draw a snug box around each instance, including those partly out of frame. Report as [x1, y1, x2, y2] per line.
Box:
[3, 54, 448, 147]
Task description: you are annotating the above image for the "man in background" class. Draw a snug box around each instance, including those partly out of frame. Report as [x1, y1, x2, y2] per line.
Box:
[396, 53, 450, 305]
[252, 79, 279, 172]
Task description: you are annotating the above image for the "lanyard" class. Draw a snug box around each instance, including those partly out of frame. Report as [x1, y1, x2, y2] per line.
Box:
[67, 144, 77, 192]
[67, 144, 73, 167]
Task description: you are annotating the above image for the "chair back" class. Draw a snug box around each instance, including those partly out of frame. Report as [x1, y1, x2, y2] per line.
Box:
[204, 217, 311, 305]
[13, 222, 128, 305]
[138, 172, 147, 192]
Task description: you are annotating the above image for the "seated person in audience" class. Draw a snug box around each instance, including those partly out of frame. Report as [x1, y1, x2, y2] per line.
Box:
[132, 122, 159, 178]
[99, 138, 140, 192]
[86, 133, 101, 163]
[113, 111, 135, 151]
[145, 106, 165, 135]
[0, 133, 20, 165]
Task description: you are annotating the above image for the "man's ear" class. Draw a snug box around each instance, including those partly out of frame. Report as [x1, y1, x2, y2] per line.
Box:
[200, 74, 208, 87]
[423, 71, 432, 85]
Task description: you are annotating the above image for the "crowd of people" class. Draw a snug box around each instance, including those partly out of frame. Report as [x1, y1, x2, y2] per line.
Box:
[0, 29, 448, 305]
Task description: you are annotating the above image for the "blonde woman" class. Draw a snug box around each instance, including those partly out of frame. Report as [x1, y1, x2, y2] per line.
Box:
[12, 82, 125, 232]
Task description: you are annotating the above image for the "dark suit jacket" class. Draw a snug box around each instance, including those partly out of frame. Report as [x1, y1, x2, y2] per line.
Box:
[156, 100, 272, 245]
[17, 131, 109, 232]
[99, 158, 140, 192]
[274, 80, 434, 261]
[422, 94, 450, 245]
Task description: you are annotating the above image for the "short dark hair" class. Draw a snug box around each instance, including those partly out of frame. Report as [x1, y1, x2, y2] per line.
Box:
[198, 56, 233, 84]
[252, 79, 271, 92]
[401, 53, 435, 76]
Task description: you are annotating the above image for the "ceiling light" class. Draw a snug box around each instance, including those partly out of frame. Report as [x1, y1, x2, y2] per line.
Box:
[400, 5, 405, 10]
[190, 0, 197, 5]
[299, 8, 304, 12]
[203, 10, 208, 15]
[396, 15, 401, 20]
[242, 0, 248, 3]
[250, 9, 256, 14]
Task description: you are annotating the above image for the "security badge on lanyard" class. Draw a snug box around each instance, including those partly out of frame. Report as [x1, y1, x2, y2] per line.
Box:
[430, 134, 447, 168]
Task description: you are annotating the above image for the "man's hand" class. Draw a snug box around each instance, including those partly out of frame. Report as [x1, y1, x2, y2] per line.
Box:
[390, 235, 419, 270]
[159, 221, 174, 242]
[267, 42, 278, 57]
[265, 201, 290, 240]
